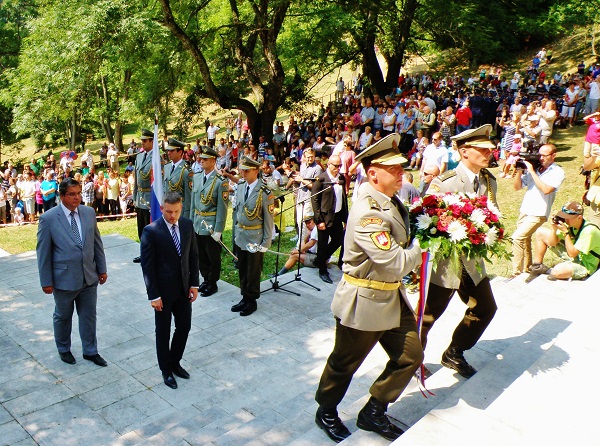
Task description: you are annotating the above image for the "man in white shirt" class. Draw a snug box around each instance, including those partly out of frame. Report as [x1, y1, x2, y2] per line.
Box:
[512, 144, 565, 277]
[272, 215, 319, 276]
[420, 132, 448, 174]
[206, 122, 220, 147]
[584, 76, 600, 115]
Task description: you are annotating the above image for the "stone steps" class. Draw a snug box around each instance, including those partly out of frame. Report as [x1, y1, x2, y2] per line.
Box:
[2, 234, 596, 445]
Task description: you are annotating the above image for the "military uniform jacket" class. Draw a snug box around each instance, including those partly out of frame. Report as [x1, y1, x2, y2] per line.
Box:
[133, 151, 153, 209]
[163, 161, 192, 217]
[426, 163, 498, 289]
[190, 170, 229, 235]
[331, 183, 422, 331]
[233, 179, 274, 251]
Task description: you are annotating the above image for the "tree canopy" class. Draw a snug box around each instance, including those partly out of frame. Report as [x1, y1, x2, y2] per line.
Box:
[0, 0, 595, 154]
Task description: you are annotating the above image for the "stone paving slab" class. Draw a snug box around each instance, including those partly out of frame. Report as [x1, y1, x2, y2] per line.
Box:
[0, 233, 596, 445]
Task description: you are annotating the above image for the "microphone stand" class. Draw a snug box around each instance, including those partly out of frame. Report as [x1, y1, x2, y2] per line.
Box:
[261, 186, 301, 296]
[277, 185, 333, 293]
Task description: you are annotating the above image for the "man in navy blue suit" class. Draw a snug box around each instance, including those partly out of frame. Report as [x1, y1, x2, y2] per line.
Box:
[141, 192, 200, 389]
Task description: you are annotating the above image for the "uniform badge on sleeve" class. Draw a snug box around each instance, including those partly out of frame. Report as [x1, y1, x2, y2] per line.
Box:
[370, 231, 391, 250]
[268, 203, 274, 214]
[222, 191, 229, 201]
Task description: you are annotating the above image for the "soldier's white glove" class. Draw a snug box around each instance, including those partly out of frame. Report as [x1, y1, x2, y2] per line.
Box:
[211, 232, 222, 242]
[257, 245, 268, 253]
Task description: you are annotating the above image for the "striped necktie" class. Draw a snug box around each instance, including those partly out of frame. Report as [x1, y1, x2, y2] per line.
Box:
[171, 224, 181, 256]
[70, 211, 82, 246]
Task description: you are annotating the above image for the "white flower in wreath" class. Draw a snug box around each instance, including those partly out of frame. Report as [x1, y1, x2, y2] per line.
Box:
[485, 226, 498, 246]
[416, 213, 433, 230]
[447, 220, 468, 242]
[469, 208, 487, 228]
[442, 194, 462, 207]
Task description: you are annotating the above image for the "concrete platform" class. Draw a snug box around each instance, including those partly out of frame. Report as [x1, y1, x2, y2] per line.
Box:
[0, 234, 596, 445]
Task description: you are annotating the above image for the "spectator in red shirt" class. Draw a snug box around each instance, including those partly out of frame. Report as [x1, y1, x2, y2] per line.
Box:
[456, 101, 473, 134]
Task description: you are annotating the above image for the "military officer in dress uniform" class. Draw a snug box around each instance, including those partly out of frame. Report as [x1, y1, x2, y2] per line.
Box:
[314, 134, 423, 443]
[420, 124, 498, 379]
[163, 138, 192, 218]
[133, 128, 155, 263]
[230, 157, 274, 317]
[190, 146, 229, 297]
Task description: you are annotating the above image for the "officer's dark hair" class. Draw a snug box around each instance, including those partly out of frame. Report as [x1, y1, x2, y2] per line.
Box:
[58, 178, 81, 196]
[163, 191, 182, 205]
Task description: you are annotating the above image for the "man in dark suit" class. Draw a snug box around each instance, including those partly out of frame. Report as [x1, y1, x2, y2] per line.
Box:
[141, 192, 200, 389]
[37, 178, 108, 367]
[311, 154, 349, 284]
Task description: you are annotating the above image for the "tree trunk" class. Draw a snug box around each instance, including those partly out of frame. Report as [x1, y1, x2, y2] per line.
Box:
[70, 109, 77, 151]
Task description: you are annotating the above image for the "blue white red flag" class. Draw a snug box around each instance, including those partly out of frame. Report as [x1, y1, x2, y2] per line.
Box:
[150, 117, 163, 222]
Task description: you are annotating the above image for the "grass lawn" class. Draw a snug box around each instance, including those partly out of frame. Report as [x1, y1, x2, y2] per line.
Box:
[0, 123, 589, 286]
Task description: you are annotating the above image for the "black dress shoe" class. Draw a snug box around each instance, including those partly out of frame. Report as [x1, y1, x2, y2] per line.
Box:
[231, 298, 248, 312]
[59, 351, 76, 365]
[162, 372, 178, 389]
[315, 406, 351, 443]
[173, 364, 190, 379]
[356, 397, 404, 441]
[441, 345, 477, 378]
[319, 272, 333, 284]
[83, 354, 108, 367]
[198, 281, 209, 293]
[201, 283, 218, 297]
[239, 300, 257, 316]
[132, 256, 141, 263]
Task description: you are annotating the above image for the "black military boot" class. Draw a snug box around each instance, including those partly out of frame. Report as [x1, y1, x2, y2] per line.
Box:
[315, 406, 351, 443]
[356, 397, 404, 441]
[441, 344, 477, 378]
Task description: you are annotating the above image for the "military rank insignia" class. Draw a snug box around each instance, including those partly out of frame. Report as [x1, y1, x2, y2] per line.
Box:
[360, 217, 383, 227]
[371, 231, 391, 250]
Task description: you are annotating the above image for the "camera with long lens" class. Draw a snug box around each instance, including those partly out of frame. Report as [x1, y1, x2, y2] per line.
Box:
[514, 140, 542, 171]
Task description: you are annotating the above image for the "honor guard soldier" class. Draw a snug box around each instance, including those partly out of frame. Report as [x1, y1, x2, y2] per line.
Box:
[190, 146, 229, 297]
[314, 134, 423, 443]
[421, 124, 498, 378]
[133, 128, 155, 263]
[230, 157, 274, 317]
[164, 138, 192, 218]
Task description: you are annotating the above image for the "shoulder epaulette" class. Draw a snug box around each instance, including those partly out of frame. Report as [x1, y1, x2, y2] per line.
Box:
[238, 179, 247, 185]
[216, 173, 226, 181]
[480, 168, 495, 180]
[260, 185, 272, 195]
[367, 196, 381, 211]
[438, 170, 457, 181]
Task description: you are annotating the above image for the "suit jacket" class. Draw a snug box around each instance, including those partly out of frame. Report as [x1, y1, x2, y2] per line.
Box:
[311, 171, 349, 227]
[426, 163, 498, 288]
[190, 170, 229, 235]
[331, 183, 422, 331]
[37, 204, 106, 291]
[140, 216, 200, 301]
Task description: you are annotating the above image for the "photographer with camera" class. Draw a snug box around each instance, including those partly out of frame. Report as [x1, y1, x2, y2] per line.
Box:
[527, 201, 600, 282]
[511, 144, 565, 277]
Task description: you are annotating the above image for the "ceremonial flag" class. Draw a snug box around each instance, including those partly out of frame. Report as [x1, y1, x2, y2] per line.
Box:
[416, 250, 435, 397]
[150, 116, 163, 222]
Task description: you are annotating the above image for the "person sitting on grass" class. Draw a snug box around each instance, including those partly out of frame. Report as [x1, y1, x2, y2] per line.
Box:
[526, 201, 600, 283]
[270, 214, 318, 277]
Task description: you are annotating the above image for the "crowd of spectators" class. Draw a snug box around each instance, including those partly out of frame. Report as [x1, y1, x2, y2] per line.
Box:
[3, 58, 600, 283]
